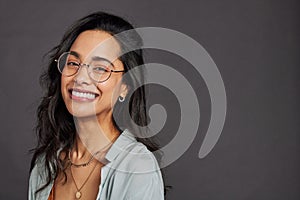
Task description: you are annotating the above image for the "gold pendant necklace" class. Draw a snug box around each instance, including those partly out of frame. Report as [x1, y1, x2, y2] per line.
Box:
[70, 161, 98, 199]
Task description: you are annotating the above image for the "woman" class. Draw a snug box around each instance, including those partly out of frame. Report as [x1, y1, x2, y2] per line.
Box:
[29, 11, 164, 200]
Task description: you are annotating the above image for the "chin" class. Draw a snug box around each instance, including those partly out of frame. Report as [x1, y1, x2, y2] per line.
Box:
[66, 105, 98, 118]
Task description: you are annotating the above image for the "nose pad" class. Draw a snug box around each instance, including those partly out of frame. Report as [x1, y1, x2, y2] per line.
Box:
[73, 64, 92, 84]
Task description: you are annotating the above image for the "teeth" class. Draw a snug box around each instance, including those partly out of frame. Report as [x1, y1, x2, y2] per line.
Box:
[72, 91, 96, 99]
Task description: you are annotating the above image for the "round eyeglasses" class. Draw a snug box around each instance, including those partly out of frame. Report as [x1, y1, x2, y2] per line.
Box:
[55, 52, 125, 83]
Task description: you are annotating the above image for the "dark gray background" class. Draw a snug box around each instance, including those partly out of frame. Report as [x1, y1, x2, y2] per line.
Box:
[0, 0, 299, 199]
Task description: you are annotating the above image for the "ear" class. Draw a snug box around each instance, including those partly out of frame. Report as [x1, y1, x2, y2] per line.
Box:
[119, 83, 129, 98]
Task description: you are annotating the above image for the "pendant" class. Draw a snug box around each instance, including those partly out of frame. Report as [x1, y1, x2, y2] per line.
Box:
[75, 191, 82, 199]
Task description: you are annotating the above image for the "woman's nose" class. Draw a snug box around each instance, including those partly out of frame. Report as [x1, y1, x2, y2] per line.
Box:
[73, 64, 92, 85]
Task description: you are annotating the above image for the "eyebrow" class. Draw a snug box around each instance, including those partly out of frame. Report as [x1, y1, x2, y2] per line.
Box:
[91, 56, 115, 67]
[69, 51, 115, 67]
[69, 51, 80, 58]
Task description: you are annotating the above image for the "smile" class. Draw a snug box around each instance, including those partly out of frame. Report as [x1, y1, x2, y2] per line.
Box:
[69, 89, 99, 101]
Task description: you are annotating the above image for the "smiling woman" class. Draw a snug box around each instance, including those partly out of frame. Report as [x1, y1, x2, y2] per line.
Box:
[28, 11, 164, 200]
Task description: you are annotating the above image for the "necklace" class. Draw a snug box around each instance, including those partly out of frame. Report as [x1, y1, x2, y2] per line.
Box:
[70, 162, 98, 199]
[68, 150, 96, 168]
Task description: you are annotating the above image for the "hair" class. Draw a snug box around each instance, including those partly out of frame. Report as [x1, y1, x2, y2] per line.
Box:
[30, 11, 166, 195]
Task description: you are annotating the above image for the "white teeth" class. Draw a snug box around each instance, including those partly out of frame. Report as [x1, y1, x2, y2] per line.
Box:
[72, 91, 96, 99]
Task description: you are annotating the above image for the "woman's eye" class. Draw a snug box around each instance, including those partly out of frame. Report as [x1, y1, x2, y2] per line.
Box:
[93, 66, 109, 73]
[67, 61, 80, 67]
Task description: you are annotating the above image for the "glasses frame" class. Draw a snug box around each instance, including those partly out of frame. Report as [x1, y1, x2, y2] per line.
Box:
[55, 52, 125, 83]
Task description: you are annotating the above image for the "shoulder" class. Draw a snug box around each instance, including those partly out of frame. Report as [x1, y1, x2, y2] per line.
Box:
[119, 137, 165, 199]
[28, 154, 48, 199]
[108, 130, 160, 174]
[30, 154, 46, 177]
[29, 154, 49, 187]
[29, 151, 58, 187]
[105, 131, 165, 199]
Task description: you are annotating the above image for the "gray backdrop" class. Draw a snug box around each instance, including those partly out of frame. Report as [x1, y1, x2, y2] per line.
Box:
[0, 0, 299, 199]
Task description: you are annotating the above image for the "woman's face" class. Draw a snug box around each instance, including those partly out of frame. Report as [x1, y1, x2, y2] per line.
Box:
[61, 30, 127, 120]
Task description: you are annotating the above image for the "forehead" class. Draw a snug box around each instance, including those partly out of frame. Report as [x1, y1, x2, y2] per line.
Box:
[69, 30, 121, 62]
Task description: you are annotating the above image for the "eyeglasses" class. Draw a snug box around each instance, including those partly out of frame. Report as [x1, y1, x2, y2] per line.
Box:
[55, 52, 125, 83]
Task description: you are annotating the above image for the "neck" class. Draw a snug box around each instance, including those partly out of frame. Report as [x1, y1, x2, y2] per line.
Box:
[72, 115, 120, 159]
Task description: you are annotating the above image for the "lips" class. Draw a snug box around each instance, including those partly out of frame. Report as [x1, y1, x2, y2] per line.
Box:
[68, 88, 99, 101]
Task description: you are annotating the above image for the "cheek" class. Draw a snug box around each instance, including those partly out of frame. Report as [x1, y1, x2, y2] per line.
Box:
[61, 77, 65, 92]
[97, 79, 123, 103]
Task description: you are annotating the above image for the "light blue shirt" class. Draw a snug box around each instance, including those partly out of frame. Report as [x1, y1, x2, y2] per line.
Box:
[28, 129, 164, 199]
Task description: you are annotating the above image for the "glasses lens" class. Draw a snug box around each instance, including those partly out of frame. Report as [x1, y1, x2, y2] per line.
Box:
[57, 52, 80, 76]
[89, 61, 112, 82]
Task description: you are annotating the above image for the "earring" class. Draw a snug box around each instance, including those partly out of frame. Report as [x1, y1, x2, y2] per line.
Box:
[118, 96, 125, 102]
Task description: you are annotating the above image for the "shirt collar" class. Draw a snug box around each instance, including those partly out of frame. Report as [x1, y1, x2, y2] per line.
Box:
[104, 129, 136, 162]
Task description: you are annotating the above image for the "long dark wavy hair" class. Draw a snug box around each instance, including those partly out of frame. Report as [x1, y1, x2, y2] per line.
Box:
[30, 11, 164, 195]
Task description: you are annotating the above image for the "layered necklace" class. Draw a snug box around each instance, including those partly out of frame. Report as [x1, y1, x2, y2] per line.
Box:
[68, 150, 99, 199]
[67, 134, 118, 199]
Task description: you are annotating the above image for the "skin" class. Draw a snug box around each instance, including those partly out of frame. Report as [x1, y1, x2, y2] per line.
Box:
[54, 30, 128, 200]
